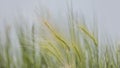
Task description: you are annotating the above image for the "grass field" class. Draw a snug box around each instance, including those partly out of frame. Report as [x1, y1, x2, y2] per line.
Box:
[0, 5, 119, 68]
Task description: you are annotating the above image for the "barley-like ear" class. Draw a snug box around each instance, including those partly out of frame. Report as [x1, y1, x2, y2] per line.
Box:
[79, 25, 98, 46]
[43, 20, 70, 50]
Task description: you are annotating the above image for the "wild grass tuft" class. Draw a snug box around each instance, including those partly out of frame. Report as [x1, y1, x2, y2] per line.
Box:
[0, 7, 119, 68]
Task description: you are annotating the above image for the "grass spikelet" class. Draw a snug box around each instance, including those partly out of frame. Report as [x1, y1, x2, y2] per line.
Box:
[79, 24, 98, 46]
[43, 20, 70, 51]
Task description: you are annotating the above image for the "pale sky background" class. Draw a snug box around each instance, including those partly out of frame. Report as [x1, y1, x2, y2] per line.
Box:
[0, 0, 120, 39]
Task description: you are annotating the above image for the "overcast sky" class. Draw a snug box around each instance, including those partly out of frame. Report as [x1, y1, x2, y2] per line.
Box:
[0, 0, 120, 39]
